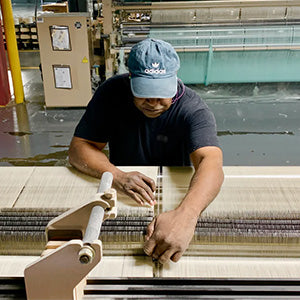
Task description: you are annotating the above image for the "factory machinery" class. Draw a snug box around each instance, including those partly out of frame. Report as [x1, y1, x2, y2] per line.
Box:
[100, 0, 300, 84]
[1, 166, 300, 298]
[34, 0, 300, 106]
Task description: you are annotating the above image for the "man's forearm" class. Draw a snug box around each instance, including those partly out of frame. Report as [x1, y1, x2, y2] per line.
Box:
[68, 139, 120, 179]
[69, 138, 156, 205]
[177, 150, 224, 219]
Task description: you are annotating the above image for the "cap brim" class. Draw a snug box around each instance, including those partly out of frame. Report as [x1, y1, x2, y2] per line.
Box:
[130, 76, 177, 98]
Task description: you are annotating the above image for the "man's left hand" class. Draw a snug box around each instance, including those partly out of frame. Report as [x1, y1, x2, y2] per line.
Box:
[143, 209, 198, 264]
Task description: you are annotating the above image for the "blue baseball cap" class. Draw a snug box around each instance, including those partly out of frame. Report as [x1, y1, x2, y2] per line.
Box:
[128, 38, 180, 98]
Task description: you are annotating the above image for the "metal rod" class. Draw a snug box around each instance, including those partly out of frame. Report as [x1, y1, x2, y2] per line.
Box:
[110, 45, 300, 54]
[113, 0, 300, 11]
[83, 172, 113, 244]
[82, 206, 105, 245]
[98, 172, 113, 194]
[79, 172, 113, 264]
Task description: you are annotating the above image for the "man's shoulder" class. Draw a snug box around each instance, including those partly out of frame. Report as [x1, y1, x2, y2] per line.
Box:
[180, 86, 208, 110]
[87, 73, 131, 109]
[183, 85, 202, 100]
[99, 73, 130, 90]
[91, 73, 131, 103]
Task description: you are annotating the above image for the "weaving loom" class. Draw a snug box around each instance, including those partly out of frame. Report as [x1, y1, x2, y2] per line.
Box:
[1, 166, 300, 298]
[101, 0, 300, 84]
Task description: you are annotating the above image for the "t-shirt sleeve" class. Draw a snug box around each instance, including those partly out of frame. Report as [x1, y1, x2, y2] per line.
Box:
[186, 107, 220, 153]
[73, 84, 110, 143]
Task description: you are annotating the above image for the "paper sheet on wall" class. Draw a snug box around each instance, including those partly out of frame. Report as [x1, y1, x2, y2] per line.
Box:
[53, 66, 72, 89]
[50, 26, 71, 51]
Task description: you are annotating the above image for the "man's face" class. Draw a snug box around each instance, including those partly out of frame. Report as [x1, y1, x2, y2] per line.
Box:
[133, 97, 172, 118]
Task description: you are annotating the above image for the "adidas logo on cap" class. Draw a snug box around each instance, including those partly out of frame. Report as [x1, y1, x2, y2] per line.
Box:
[144, 62, 166, 74]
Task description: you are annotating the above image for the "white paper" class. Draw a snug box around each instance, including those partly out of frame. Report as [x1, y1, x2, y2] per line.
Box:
[50, 26, 71, 51]
[53, 66, 72, 89]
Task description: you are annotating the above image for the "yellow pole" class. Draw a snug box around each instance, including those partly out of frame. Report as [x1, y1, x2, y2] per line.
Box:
[0, 0, 24, 104]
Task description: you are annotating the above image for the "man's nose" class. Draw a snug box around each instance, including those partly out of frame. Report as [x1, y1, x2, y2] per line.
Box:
[146, 99, 159, 106]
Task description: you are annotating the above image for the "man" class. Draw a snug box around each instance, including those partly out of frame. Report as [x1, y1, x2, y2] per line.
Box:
[69, 38, 224, 264]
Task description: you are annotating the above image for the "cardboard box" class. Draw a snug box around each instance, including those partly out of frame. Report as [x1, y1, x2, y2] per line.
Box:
[42, 2, 69, 13]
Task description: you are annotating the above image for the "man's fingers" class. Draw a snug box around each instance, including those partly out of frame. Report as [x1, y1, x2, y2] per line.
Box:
[171, 251, 183, 263]
[145, 217, 156, 240]
[135, 186, 155, 205]
[143, 209, 195, 264]
[142, 175, 156, 193]
[127, 190, 144, 206]
[147, 243, 183, 264]
[158, 249, 174, 264]
[118, 172, 156, 205]
[151, 240, 171, 260]
[136, 178, 156, 201]
[144, 217, 157, 255]
[144, 238, 157, 256]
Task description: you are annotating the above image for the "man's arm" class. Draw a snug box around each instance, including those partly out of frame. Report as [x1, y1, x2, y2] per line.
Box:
[69, 136, 156, 205]
[143, 146, 224, 264]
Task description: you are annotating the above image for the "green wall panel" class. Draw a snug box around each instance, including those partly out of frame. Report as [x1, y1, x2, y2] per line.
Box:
[149, 25, 300, 84]
[177, 50, 300, 85]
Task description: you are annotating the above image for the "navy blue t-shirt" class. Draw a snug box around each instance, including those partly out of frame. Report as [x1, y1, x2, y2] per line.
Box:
[74, 74, 220, 166]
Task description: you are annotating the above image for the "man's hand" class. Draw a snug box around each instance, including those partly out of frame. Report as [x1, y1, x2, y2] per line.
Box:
[113, 171, 156, 206]
[143, 208, 198, 264]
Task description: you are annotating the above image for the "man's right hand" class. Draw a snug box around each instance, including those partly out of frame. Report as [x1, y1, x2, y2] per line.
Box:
[113, 171, 156, 206]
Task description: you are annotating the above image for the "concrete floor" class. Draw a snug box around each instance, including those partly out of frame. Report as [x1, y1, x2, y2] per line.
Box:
[1, 69, 300, 166]
[0, 70, 83, 166]
[196, 82, 300, 166]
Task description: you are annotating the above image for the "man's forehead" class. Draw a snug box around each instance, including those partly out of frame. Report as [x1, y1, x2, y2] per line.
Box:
[133, 97, 172, 101]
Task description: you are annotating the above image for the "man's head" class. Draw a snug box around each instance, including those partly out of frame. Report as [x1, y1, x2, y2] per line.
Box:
[133, 97, 173, 118]
[128, 38, 180, 100]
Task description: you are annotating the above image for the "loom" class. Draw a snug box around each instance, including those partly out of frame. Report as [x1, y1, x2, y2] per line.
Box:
[1, 166, 300, 298]
[101, 0, 300, 84]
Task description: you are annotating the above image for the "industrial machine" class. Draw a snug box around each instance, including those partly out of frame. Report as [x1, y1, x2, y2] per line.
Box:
[1, 2, 300, 297]
[34, 0, 300, 107]
[100, 0, 300, 84]
[1, 166, 300, 298]
[25, 171, 117, 300]
[37, 13, 94, 107]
